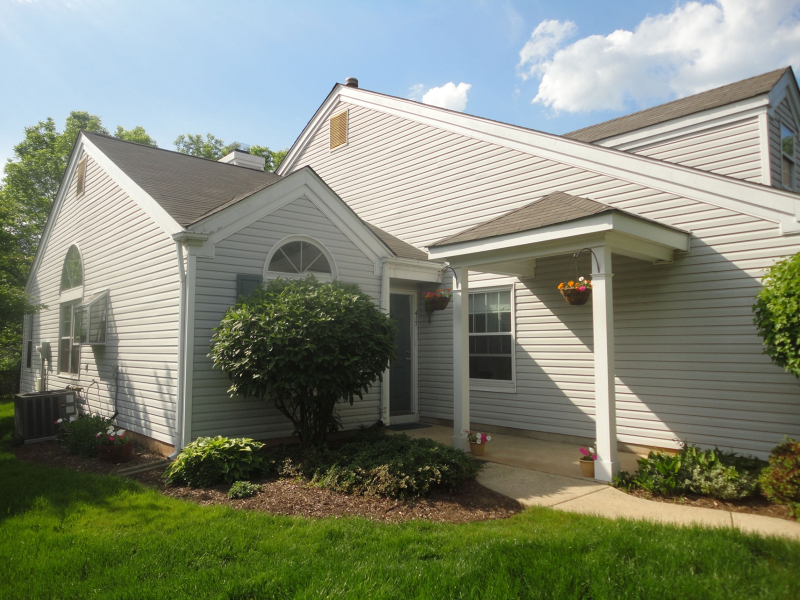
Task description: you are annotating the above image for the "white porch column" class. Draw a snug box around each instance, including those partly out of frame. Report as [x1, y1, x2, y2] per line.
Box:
[452, 266, 470, 451]
[379, 259, 391, 425]
[591, 245, 620, 481]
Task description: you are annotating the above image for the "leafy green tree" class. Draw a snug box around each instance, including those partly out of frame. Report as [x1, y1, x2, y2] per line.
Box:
[249, 145, 289, 173]
[753, 252, 800, 378]
[209, 277, 395, 448]
[114, 125, 157, 147]
[173, 133, 234, 160]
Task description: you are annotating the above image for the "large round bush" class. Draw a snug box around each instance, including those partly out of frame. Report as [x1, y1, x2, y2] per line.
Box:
[210, 276, 395, 447]
[753, 252, 800, 378]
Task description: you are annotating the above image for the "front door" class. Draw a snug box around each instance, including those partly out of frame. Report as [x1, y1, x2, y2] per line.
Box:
[390, 294, 413, 415]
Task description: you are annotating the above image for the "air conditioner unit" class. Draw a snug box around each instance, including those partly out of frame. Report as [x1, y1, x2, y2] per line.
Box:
[14, 390, 78, 442]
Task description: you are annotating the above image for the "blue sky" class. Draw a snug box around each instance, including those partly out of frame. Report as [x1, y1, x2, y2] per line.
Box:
[1, 0, 798, 168]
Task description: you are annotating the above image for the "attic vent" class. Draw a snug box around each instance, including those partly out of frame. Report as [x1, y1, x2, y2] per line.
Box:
[76, 156, 87, 197]
[330, 110, 348, 150]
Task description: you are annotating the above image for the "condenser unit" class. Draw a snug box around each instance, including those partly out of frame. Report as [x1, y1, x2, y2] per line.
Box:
[14, 390, 78, 442]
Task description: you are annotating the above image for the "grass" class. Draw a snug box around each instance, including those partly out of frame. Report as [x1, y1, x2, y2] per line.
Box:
[1, 399, 799, 600]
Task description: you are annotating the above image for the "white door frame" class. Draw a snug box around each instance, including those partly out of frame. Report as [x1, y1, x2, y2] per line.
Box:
[388, 290, 419, 424]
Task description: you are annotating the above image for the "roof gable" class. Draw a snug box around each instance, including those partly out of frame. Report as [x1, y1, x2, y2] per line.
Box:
[564, 68, 790, 143]
[85, 133, 282, 226]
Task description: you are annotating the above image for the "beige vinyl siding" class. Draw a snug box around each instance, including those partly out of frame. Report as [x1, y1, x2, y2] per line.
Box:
[290, 100, 800, 457]
[619, 117, 765, 183]
[190, 197, 382, 440]
[770, 96, 800, 191]
[21, 155, 180, 443]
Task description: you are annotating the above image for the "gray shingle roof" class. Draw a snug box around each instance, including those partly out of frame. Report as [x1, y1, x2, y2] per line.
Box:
[365, 224, 429, 261]
[431, 191, 682, 247]
[564, 68, 790, 144]
[86, 132, 282, 226]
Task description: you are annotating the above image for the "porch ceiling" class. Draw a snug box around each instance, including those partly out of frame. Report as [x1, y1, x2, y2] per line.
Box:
[426, 192, 690, 272]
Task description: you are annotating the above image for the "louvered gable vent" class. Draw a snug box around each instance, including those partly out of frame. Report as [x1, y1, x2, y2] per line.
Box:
[329, 110, 348, 150]
[76, 156, 87, 197]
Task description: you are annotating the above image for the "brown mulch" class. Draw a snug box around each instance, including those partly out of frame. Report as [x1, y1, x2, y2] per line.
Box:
[14, 440, 522, 523]
[13, 439, 164, 475]
[624, 488, 796, 521]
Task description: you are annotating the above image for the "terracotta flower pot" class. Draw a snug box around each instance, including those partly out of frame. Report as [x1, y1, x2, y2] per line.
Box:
[579, 458, 595, 478]
[97, 442, 134, 463]
[560, 288, 592, 306]
[470, 442, 486, 456]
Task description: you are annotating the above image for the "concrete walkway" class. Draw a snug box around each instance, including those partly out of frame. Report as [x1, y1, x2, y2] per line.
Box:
[392, 423, 800, 540]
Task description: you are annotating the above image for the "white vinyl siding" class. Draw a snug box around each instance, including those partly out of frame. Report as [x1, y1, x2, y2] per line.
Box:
[290, 99, 800, 457]
[190, 197, 382, 441]
[21, 155, 180, 443]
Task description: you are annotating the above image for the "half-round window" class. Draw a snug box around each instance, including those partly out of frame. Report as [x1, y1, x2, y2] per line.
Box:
[60, 245, 83, 291]
[267, 238, 334, 278]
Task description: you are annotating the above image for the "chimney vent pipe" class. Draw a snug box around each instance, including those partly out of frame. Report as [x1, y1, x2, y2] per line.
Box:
[345, 77, 359, 88]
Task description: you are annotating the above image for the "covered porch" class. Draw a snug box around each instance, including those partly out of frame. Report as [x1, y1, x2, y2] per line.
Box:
[427, 192, 691, 482]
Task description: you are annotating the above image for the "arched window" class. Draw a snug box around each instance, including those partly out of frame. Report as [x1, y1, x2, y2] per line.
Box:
[266, 237, 336, 279]
[60, 245, 83, 292]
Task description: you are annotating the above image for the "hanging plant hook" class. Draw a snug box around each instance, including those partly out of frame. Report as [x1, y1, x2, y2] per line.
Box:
[573, 248, 601, 272]
[438, 265, 459, 287]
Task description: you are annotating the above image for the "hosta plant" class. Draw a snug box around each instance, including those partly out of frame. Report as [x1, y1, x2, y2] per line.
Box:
[164, 436, 271, 488]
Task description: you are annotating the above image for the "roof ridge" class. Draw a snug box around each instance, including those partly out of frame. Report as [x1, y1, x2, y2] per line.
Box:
[563, 67, 791, 141]
[82, 131, 279, 175]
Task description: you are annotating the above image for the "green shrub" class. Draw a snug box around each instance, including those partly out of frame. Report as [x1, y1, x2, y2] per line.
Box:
[56, 414, 113, 457]
[753, 252, 800, 378]
[209, 276, 395, 448]
[164, 436, 272, 488]
[281, 429, 481, 499]
[228, 480, 262, 499]
[614, 444, 766, 500]
[759, 438, 800, 516]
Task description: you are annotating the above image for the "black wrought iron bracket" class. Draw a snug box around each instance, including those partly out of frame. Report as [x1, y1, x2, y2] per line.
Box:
[438, 265, 459, 287]
[574, 248, 601, 272]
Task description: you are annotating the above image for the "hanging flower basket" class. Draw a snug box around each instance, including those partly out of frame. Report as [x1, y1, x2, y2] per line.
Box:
[424, 289, 452, 322]
[558, 277, 592, 306]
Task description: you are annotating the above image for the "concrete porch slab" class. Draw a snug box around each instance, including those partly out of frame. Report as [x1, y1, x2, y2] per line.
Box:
[477, 462, 604, 507]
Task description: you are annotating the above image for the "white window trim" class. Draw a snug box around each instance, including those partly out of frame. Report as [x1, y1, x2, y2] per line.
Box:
[329, 109, 349, 153]
[60, 243, 85, 299]
[781, 121, 796, 191]
[263, 234, 338, 282]
[81, 290, 109, 346]
[468, 283, 516, 393]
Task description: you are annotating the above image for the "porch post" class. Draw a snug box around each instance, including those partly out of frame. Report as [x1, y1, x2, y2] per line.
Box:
[452, 266, 470, 451]
[590, 245, 620, 481]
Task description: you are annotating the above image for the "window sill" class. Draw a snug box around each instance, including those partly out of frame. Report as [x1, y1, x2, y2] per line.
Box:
[470, 380, 516, 394]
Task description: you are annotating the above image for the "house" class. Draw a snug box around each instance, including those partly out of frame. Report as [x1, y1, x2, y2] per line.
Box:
[21, 67, 800, 480]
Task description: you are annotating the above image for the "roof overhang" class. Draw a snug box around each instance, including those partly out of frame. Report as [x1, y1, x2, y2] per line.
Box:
[427, 211, 691, 272]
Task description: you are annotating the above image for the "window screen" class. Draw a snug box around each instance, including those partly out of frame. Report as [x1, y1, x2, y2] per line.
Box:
[469, 289, 513, 381]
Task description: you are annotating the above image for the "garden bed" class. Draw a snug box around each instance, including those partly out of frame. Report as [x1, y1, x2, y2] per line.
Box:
[13, 437, 521, 523]
[623, 488, 795, 521]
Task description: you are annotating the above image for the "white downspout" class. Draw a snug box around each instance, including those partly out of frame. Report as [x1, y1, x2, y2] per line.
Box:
[380, 258, 391, 425]
[170, 240, 187, 459]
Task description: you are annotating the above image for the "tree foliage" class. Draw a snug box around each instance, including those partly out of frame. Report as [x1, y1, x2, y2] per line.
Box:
[209, 277, 395, 448]
[173, 135, 287, 171]
[753, 253, 800, 378]
[114, 125, 157, 147]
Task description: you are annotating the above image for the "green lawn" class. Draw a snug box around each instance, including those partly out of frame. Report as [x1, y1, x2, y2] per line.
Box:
[1, 400, 799, 600]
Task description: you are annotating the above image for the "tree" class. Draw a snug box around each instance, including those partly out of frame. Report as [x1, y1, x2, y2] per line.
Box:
[114, 125, 157, 147]
[209, 277, 395, 448]
[753, 252, 800, 378]
[249, 145, 289, 173]
[173, 133, 234, 160]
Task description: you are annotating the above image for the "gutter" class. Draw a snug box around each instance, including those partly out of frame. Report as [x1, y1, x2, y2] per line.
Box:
[170, 238, 187, 459]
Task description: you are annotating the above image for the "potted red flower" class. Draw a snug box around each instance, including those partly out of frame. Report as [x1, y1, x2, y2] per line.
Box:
[424, 289, 452, 321]
[95, 425, 134, 463]
[579, 442, 598, 477]
[466, 430, 491, 456]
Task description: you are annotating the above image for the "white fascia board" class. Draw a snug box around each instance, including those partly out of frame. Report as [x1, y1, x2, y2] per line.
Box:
[82, 136, 183, 237]
[594, 96, 769, 150]
[428, 213, 688, 264]
[386, 257, 443, 283]
[445, 234, 608, 269]
[191, 169, 393, 274]
[336, 87, 800, 234]
[276, 86, 342, 175]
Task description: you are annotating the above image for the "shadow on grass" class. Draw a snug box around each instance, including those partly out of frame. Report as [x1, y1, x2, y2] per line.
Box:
[0, 401, 156, 524]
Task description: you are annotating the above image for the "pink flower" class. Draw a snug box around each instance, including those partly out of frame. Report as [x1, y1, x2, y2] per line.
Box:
[95, 432, 101, 438]
[592, 454, 598, 460]
[578, 286, 586, 292]
[108, 436, 114, 442]
[579, 447, 590, 457]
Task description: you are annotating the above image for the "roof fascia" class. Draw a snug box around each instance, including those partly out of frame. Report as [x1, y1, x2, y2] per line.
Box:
[595, 96, 769, 150]
[276, 85, 343, 176]
[385, 257, 443, 283]
[427, 211, 689, 261]
[189, 168, 394, 275]
[82, 135, 184, 236]
[336, 87, 800, 234]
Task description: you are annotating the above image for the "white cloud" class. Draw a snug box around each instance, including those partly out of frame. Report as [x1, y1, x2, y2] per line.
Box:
[407, 84, 425, 101]
[421, 82, 472, 112]
[519, 0, 800, 113]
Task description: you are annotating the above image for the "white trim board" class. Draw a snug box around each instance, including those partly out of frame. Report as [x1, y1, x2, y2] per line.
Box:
[280, 85, 800, 235]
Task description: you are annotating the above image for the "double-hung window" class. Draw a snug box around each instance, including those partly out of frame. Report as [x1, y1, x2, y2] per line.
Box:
[58, 292, 108, 375]
[469, 288, 514, 384]
[23, 314, 33, 370]
[782, 124, 796, 191]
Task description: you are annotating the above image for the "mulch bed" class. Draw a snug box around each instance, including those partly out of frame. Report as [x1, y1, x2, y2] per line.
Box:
[624, 488, 795, 521]
[14, 441, 522, 524]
